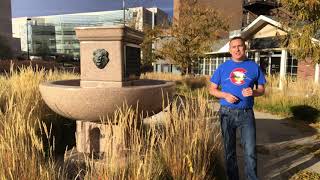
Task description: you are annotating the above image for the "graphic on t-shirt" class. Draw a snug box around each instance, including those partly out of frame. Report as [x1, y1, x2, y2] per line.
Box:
[229, 68, 247, 85]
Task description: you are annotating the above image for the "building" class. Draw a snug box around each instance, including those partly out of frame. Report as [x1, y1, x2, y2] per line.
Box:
[242, 0, 280, 27]
[174, 0, 243, 30]
[174, 0, 280, 31]
[0, 0, 12, 39]
[197, 16, 319, 85]
[0, 0, 20, 57]
[147, 7, 170, 27]
[156, 0, 282, 74]
[153, 14, 320, 85]
[12, 7, 169, 58]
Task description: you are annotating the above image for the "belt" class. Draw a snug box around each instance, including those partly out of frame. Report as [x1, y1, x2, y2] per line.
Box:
[219, 106, 253, 112]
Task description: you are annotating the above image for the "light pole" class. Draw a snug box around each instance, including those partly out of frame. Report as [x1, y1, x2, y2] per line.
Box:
[122, 0, 125, 25]
[26, 18, 31, 60]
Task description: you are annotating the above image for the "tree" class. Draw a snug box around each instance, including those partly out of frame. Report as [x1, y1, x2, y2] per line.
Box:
[140, 26, 163, 73]
[157, 1, 228, 74]
[280, 0, 320, 64]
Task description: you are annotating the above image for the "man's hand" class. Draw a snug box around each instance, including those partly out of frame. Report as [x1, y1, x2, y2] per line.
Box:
[209, 83, 239, 103]
[242, 87, 253, 97]
[224, 93, 239, 103]
[242, 85, 265, 97]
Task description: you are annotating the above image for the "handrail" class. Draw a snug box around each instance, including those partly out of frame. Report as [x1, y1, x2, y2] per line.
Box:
[242, 10, 259, 27]
[244, 0, 279, 6]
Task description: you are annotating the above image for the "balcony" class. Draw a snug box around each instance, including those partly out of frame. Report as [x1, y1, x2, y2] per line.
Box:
[244, 0, 279, 13]
[242, 10, 259, 28]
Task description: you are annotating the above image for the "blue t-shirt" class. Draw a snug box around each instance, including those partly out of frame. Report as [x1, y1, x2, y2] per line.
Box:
[210, 59, 266, 109]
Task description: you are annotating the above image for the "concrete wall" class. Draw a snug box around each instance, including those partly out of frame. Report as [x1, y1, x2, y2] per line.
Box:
[174, 0, 243, 30]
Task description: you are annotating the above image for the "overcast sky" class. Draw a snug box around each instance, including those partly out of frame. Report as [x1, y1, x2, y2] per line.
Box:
[11, 0, 173, 18]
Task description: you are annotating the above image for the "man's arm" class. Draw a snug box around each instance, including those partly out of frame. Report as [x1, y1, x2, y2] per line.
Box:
[242, 84, 265, 97]
[209, 83, 239, 104]
[253, 84, 265, 97]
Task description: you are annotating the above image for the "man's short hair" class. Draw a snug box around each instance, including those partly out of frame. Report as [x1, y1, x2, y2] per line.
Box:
[229, 36, 246, 44]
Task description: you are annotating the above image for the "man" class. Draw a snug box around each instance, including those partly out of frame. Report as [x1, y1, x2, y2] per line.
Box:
[209, 37, 266, 180]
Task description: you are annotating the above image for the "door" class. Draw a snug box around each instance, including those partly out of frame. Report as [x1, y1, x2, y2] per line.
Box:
[259, 56, 269, 75]
[270, 57, 281, 74]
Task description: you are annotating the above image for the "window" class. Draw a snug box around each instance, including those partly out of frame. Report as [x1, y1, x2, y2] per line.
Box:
[205, 58, 210, 75]
[247, 52, 254, 60]
[287, 54, 298, 79]
[218, 57, 224, 66]
[210, 58, 216, 75]
[133, 12, 138, 18]
[251, 37, 281, 49]
[194, 59, 203, 75]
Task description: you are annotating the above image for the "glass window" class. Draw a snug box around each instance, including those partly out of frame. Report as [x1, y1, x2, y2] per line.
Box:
[286, 54, 298, 78]
[218, 57, 224, 66]
[210, 58, 216, 75]
[205, 58, 210, 75]
[247, 52, 254, 60]
[195, 59, 203, 75]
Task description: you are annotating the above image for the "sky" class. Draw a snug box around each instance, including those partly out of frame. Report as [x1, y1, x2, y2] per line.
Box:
[11, 0, 173, 18]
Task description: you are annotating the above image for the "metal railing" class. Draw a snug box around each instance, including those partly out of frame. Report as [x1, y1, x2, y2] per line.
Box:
[244, 0, 279, 5]
[242, 10, 259, 28]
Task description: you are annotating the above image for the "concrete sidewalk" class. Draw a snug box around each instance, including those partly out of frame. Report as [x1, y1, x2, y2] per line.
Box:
[236, 110, 320, 180]
[146, 100, 320, 179]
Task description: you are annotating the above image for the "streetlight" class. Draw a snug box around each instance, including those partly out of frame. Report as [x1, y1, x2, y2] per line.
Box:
[26, 18, 31, 60]
[122, 0, 126, 25]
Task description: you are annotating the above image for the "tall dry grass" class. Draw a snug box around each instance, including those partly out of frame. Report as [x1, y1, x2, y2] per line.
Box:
[140, 72, 183, 81]
[142, 72, 211, 96]
[0, 69, 223, 179]
[80, 90, 223, 179]
[143, 72, 320, 121]
[0, 66, 78, 179]
[255, 75, 320, 122]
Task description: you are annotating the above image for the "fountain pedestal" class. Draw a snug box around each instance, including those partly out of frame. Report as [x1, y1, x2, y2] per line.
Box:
[39, 25, 175, 172]
[76, 25, 144, 88]
[75, 121, 125, 158]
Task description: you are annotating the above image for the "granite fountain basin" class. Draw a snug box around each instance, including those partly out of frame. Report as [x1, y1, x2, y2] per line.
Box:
[39, 79, 175, 122]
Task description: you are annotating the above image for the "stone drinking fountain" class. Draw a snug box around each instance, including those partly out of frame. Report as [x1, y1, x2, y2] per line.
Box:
[39, 25, 175, 164]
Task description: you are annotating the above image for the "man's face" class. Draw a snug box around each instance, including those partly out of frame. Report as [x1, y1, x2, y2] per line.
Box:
[229, 39, 246, 61]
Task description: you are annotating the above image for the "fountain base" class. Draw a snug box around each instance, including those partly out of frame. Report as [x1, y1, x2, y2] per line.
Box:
[75, 121, 128, 158]
[62, 120, 133, 178]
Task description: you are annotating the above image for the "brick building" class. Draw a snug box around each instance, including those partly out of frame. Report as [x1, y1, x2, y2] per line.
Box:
[0, 0, 20, 55]
[173, 0, 243, 30]
[173, 0, 280, 30]
[0, 0, 12, 39]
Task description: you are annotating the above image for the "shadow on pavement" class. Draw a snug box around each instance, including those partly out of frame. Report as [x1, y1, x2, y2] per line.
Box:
[252, 117, 320, 180]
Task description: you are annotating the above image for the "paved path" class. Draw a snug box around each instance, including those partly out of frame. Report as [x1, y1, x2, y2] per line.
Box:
[236, 111, 320, 180]
[148, 101, 320, 179]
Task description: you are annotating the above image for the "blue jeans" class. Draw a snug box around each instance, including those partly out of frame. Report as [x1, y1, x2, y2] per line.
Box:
[219, 106, 258, 180]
